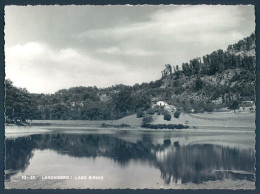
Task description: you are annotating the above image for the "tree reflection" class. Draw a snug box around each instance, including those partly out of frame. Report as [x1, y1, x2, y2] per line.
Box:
[5, 133, 255, 184]
[155, 144, 255, 184]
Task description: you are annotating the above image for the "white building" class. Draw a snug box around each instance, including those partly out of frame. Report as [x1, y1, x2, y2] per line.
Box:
[156, 101, 168, 107]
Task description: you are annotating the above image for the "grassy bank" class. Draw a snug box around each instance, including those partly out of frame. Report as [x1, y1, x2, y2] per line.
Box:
[26, 110, 255, 130]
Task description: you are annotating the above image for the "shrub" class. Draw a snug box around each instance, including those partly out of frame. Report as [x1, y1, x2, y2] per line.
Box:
[194, 106, 205, 113]
[168, 124, 174, 129]
[176, 124, 183, 129]
[174, 111, 181, 118]
[136, 110, 144, 118]
[249, 107, 254, 112]
[163, 111, 171, 121]
[158, 124, 164, 129]
[101, 123, 131, 128]
[119, 124, 131, 128]
[174, 141, 180, 148]
[142, 115, 153, 125]
[157, 106, 165, 115]
[153, 125, 158, 129]
[194, 77, 204, 91]
[101, 123, 110, 128]
[204, 102, 215, 113]
[146, 108, 155, 115]
[141, 123, 189, 129]
[153, 105, 160, 112]
[164, 139, 171, 146]
[228, 100, 240, 113]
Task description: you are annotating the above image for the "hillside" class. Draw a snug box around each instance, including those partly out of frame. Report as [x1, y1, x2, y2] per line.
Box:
[5, 33, 256, 122]
[158, 33, 255, 113]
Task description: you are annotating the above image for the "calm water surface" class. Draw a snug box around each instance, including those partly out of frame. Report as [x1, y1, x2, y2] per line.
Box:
[5, 128, 255, 189]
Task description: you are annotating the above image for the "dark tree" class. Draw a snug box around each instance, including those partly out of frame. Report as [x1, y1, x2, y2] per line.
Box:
[174, 111, 181, 118]
[163, 111, 171, 121]
[5, 79, 37, 123]
[112, 86, 133, 114]
[228, 100, 240, 113]
[204, 102, 215, 113]
[142, 115, 153, 125]
[194, 77, 204, 91]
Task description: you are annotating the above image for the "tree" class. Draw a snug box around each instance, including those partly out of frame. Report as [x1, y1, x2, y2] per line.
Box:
[132, 92, 151, 111]
[5, 79, 37, 122]
[174, 111, 181, 118]
[194, 77, 204, 91]
[146, 108, 155, 115]
[208, 51, 220, 75]
[142, 115, 153, 125]
[190, 58, 201, 74]
[136, 110, 145, 118]
[204, 102, 215, 113]
[201, 55, 210, 75]
[112, 86, 133, 114]
[176, 65, 179, 72]
[228, 100, 240, 113]
[163, 111, 171, 121]
[50, 104, 69, 120]
[175, 65, 181, 78]
[165, 64, 172, 77]
[182, 63, 191, 76]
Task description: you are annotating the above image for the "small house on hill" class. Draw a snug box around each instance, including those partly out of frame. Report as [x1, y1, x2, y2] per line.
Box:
[156, 101, 168, 107]
[155, 101, 176, 112]
[240, 101, 255, 113]
[241, 101, 254, 107]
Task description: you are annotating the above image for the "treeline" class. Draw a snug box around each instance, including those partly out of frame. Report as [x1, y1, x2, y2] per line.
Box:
[6, 81, 154, 121]
[163, 33, 256, 112]
[181, 50, 255, 76]
[5, 80, 37, 122]
[227, 33, 255, 52]
[5, 33, 256, 122]
[180, 33, 255, 76]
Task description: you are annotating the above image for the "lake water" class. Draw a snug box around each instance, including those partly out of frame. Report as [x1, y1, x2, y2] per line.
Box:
[5, 125, 255, 189]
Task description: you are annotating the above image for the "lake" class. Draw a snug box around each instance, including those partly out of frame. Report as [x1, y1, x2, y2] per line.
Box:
[4, 120, 255, 189]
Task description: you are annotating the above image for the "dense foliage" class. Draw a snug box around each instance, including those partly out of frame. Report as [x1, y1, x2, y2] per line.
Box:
[163, 110, 172, 121]
[5, 33, 256, 122]
[181, 33, 255, 76]
[5, 80, 37, 122]
[142, 124, 189, 129]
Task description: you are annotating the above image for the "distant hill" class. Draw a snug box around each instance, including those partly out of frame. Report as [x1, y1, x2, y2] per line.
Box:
[5, 33, 256, 121]
[158, 33, 255, 113]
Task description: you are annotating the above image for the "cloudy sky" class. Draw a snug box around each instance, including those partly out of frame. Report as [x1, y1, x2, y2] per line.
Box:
[5, 5, 255, 94]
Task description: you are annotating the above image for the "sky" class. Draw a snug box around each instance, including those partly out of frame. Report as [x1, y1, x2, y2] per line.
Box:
[5, 5, 255, 94]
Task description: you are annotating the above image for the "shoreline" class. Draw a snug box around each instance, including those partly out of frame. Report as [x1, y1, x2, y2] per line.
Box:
[5, 111, 255, 139]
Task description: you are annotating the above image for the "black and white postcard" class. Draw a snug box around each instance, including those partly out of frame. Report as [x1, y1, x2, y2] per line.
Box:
[4, 5, 256, 189]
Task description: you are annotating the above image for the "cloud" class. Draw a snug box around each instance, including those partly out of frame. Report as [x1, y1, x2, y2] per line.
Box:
[96, 47, 159, 56]
[76, 5, 253, 65]
[79, 5, 246, 43]
[6, 41, 160, 94]
[5, 42, 129, 93]
[5, 5, 255, 93]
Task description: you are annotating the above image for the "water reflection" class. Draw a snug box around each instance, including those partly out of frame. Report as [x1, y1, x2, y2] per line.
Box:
[5, 133, 255, 184]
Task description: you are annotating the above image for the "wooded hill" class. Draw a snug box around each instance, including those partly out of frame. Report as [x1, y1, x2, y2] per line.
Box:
[5, 33, 256, 122]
